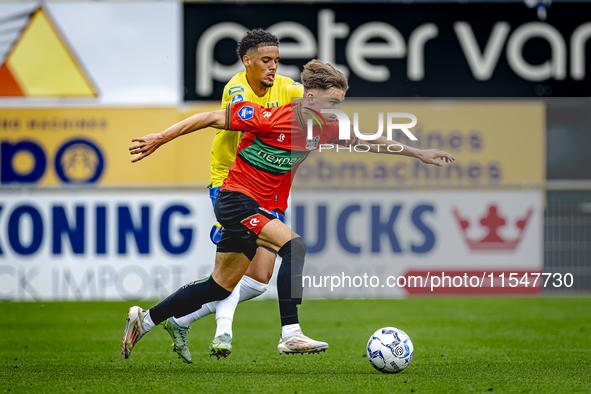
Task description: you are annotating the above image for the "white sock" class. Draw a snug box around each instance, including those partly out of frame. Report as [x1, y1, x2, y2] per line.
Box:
[174, 301, 216, 328]
[213, 276, 269, 338]
[172, 276, 269, 336]
[281, 323, 301, 339]
[142, 310, 156, 332]
[214, 280, 242, 337]
[215, 317, 233, 338]
[238, 276, 268, 303]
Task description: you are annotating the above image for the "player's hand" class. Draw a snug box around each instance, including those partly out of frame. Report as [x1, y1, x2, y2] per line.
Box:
[129, 133, 165, 163]
[417, 149, 455, 167]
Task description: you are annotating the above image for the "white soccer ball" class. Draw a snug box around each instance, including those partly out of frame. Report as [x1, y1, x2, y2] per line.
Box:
[366, 327, 414, 373]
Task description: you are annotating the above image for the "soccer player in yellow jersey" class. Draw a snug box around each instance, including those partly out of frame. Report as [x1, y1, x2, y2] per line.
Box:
[209, 39, 304, 190]
[161, 30, 310, 363]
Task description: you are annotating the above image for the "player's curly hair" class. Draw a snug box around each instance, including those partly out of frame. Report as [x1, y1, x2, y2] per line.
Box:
[237, 29, 279, 62]
[300, 60, 349, 92]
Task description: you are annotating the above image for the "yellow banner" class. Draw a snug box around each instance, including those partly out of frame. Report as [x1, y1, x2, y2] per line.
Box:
[294, 100, 546, 188]
[0, 106, 218, 187]
[0, 101, 545, 188]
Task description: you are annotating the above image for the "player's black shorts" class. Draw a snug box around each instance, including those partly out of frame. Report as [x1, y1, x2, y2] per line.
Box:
[214, 189, 278, 260]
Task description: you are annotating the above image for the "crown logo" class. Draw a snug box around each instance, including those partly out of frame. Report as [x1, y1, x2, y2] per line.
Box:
[453, 205, 533, 252]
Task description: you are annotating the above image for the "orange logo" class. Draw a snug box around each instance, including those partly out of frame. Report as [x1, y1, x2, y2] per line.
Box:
[0, 7, 97, 97]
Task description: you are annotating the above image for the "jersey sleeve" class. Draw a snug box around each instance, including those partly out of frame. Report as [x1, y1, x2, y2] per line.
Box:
[220, 86, 231, 110]
[225, 101, 265, 133]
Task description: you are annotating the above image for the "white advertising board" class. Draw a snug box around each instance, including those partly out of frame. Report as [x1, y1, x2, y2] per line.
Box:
[0, 190, 216, 300]
[293, 190, 544, 298]
[0, 189, 543, 300]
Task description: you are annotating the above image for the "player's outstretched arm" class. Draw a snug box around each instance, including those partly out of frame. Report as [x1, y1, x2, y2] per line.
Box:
[129, 110, 226, 163]
[354, 135, 456, 167]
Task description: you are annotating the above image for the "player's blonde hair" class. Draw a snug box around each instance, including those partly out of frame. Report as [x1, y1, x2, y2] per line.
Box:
[300, 60, 348, 93]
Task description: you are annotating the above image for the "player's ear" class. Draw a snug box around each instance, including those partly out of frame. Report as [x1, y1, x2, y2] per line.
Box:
[243, 55, 250, 67]
[306, 91, 315, 104]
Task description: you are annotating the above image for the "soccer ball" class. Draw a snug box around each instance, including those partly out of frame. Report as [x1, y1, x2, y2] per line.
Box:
[367, 327, 414, 373]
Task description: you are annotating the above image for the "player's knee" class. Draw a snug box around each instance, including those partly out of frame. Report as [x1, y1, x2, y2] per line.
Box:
[265, 266, 274, 283]
[291, 237, 307, 257]
[244, 260, 271, 284]
[278, 237, 307, 259]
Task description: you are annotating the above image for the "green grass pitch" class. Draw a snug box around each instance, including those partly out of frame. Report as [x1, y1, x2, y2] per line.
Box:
[1, 298, 590, 393]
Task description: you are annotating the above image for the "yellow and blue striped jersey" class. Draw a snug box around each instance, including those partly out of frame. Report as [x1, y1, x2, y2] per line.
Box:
[209, 71, 304, 187]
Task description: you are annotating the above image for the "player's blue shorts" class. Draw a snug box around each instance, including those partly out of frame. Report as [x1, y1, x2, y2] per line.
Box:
[209, 185, 284, 245]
